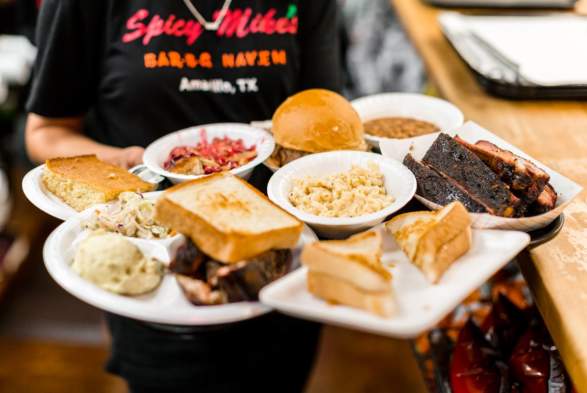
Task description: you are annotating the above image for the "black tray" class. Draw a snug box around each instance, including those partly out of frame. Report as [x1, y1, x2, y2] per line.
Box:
[470, 68, 587, 100]
[443, 32, 587, 100]
[527, 213, 565, 249]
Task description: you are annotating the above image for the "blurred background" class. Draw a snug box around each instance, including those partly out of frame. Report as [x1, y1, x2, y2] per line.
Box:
[0, 1, 429, 392]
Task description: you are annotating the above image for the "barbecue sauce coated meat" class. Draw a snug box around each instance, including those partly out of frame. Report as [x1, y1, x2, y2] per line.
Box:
[454, 137, 549, 205]
[509, 325, 550, 393]
[509, 321, 574, 393]
[529, 184, 557, 216]
[481, 294, 528, 358]
[450, 320, 509, 393]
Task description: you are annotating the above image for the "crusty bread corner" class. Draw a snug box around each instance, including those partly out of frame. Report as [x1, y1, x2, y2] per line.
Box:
[155, 173, 303, 263]
[302, 231, 390, 281]
[307, 271, 394, 318]
[385, 202, 472, 283]
[422, 227, 471, 283]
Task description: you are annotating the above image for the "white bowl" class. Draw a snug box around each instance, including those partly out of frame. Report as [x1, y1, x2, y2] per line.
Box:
[351, 93, 465, 149]
[143, 123, 275, 184]
[267, 151, 417, 239]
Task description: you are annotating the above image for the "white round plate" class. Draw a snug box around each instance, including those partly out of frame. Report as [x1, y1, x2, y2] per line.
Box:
[22, 165, 162, 221]
[22, 164, 77, 221]
[267, 151, 417, 239]
[351, 93, 464, 148]
[143, 123, 275, 184]
[43, 200, 317, 326]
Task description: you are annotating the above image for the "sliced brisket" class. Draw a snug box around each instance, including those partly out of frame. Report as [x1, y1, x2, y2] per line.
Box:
[403, 154, 487, 213]
[423, 133, 521, 217]
[173, 240, 292, 305]
[454, 136, 549, 204]
[214, 249, 292, 302]
[169, 240, 207, 277]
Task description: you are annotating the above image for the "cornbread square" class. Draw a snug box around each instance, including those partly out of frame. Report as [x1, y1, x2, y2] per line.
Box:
[42, 155, 154, 211]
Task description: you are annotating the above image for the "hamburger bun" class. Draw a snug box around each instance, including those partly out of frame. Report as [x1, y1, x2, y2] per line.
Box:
[272, 89, 366, 153]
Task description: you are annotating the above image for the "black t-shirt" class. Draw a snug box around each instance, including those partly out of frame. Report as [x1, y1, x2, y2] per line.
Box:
[26, 0, 340, 148]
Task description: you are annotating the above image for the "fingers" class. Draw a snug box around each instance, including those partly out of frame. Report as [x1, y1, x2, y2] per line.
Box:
[95, 146, 145, 169]
[122, 146, 145, 169]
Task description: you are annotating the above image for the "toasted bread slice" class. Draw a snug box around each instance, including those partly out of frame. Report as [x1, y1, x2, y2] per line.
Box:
[307, 271, 395, 318]
[43, 155, 154, 211]
[155, 173, 303, 263]
[386, 202, 471, 283]
[301, 231, 391, 292]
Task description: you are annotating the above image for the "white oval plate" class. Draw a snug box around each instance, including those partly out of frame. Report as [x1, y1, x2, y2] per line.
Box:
[267, 151, 416, 239]
[260, 225, 530, 339]
[43, 198, 317, 326]
[351, 93, 464, 148]
[143, 123, 275, 184]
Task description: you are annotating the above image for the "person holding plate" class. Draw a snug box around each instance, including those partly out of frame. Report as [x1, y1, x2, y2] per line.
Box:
[24, 1, 340, 392]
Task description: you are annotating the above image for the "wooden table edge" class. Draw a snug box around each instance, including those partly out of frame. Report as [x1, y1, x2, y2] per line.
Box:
[390, 0, 587, 390]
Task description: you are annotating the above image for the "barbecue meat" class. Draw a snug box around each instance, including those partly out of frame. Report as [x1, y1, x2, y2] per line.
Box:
[172, 239, 292, 305]
[169, 240, 206, 277]
[176, 275, 226, 305]
[481, 294, 527, 358]
[212, 249, 292, 302]
[404, 154, 487, 213]
[454, 136, 549, 204]
[528, 183, 557, 215]
[268, 145, 309, 167]
[450, 320, 510, 393]
[423, 134, 522, 217]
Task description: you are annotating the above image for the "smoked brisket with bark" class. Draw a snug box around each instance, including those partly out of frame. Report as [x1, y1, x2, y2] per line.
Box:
[454, 136, 549, 204]
[422, 133, 522, 217]
[403, 154, 487, 213]
[171, 239, 292, 305]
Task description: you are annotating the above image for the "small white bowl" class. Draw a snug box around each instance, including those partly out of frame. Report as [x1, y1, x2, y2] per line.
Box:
[267, 151, 417, 239]
[351, 93, 464, 149]
[143, 123, 275, 184]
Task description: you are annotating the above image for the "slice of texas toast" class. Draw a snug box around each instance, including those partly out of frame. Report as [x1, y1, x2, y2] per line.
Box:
[42, 155, 154, 211]
[302, 231, 394, 317]
[155, 173, 303, 263]
[302, 231, 390, 292]
[307, 271, 395, 317]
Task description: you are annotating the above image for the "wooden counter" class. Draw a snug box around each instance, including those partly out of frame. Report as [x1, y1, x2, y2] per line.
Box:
[391, 0, 587, 389]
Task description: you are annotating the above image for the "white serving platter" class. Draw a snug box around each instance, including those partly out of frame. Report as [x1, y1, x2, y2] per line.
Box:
[380, 121, 583, 231]
[43, 194, 318, 326]
[260, 225, 530, 338]
[351, 93, 464, 148]
[143, 123, 274, 184]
